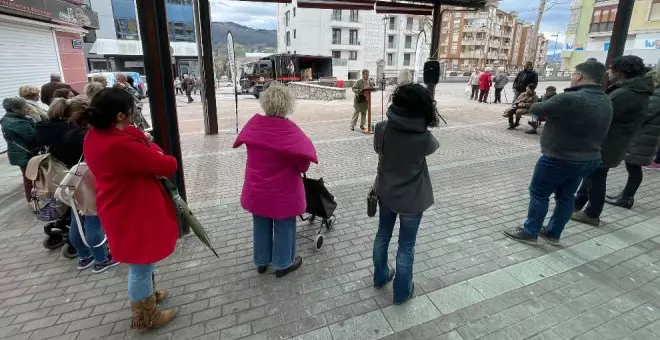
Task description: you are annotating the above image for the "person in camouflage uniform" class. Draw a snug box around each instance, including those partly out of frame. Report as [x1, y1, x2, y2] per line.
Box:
[351, 69, 377, 131]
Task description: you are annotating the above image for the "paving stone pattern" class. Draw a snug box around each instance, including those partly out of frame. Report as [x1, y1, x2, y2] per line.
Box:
[1, 82, 660, 339]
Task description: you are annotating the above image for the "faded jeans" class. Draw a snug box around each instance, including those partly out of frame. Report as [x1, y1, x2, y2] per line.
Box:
[68, 212, 108, 262]
[128, 263, 154, 301]
[373, 204, 422, 304]
[252, 215, 296, 270]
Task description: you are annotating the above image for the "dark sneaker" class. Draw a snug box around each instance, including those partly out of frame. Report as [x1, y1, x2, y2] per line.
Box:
[92, 256, 120, 274]
[525, 129, 538, 134]
[571, 210, 600, 227]
[257, 265, 268, 274]
[276, 256, 302, 278]
[374, 267, 395, 289]
[539, 229, 560, 246]
[605, 195, 634, 209]
[77, 257, 94, 270]
[503, 228, 538, 245]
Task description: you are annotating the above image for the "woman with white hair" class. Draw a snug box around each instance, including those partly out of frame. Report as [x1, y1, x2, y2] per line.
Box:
[18, 85, 49, 121]
[233, 83, 318, 278]
[493, 67, 509, 103]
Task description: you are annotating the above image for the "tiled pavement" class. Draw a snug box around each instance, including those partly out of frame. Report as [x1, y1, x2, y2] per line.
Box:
[1, 82, 660, 340]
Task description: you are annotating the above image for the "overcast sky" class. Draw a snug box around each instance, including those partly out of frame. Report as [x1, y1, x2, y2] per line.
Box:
[209, 0, 569, 52]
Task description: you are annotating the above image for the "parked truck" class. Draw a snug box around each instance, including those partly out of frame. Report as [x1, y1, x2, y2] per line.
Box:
[240, 54, 333, 98]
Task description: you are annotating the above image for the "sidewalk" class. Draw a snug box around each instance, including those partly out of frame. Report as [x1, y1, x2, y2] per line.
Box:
[0, 81, 659, 340]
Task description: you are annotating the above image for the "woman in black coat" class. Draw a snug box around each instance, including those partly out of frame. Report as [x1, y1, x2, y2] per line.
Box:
[606, 71, 660, 208]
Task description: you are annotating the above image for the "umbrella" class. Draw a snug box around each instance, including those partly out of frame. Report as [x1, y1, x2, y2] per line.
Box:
[161, 178, 219, 258]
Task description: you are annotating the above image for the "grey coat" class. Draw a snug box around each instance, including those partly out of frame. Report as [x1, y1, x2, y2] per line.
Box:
[493, 73, 509, 89]
[374, 106, 439, 215]
[624, 87, 660, 166]
[601, 75, 654, 168]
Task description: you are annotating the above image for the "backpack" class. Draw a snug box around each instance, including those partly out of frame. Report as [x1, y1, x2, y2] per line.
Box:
[54, 160, 97, 215]
[24, 153, 68, 199]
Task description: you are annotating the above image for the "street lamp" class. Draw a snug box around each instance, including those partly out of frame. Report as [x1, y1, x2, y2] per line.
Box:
[551, 32, 559, 71]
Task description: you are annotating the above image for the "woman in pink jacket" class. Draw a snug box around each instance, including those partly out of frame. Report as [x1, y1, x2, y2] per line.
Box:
[233, 83, 318, 278]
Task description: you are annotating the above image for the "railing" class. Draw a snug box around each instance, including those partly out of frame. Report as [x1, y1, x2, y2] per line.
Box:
[331, 14, 360, 23]
[349, 40, 360, 46]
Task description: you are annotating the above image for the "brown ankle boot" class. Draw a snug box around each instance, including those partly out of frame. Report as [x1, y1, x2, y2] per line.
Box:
[130, 294, 176, 330]
[152, 273, 167, 303]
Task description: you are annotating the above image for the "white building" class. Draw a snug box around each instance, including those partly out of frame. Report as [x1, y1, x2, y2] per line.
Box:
[277, 2, 430, 80]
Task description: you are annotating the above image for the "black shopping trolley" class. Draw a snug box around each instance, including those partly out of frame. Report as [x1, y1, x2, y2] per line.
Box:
[299, 174, 337, 251]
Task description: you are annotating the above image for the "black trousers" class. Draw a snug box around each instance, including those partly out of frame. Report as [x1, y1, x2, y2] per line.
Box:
[494, 88, 503, 103]
[470, 85, 479, 100]
[655, 149, 660, 163]
[479, 89, 489, 102]
[186, 90, 193, 102]
[575, 167, 610, 218]
[622, 162, 643, 198]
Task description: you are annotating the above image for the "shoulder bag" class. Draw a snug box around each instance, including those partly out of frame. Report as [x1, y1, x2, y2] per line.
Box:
[367, 123, 387, 217]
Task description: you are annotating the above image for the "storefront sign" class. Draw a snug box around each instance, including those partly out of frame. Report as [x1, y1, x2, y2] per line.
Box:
[634, 34, 660, 49]
[72, 38, 83, 49]
[0, 0, 99, 29]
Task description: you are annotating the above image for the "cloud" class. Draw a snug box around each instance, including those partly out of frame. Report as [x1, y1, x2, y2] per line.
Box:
[210, 0, 277, 29]
[499, 0, 570, 35]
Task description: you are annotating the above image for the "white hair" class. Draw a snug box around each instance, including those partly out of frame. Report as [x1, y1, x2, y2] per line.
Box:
[259, 83, 294, 117]
[498, 67, 505, 72]
[485, 67, 493, 72]
[397, 69, 412, 86]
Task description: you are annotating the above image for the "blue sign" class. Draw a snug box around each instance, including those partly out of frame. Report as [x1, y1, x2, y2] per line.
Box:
[604, 42, 610, 51]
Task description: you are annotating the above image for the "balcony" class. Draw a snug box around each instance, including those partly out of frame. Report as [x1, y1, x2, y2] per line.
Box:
[330, 14, 361, 27]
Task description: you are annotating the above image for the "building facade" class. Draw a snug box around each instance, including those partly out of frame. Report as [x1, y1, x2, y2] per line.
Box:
[0, 0, 98, 152]
[563, 0, 660, 70]
[84, 0, 199, 76]
[277, 2, 430, 80]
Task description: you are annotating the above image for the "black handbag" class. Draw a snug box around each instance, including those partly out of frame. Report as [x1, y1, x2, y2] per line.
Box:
[368, 122, 386, 217]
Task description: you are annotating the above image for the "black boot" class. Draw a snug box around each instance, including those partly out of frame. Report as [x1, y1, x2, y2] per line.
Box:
[605, 194, 634, 209]
[514, 117, 520, 128]
[507, 115, 515, 130]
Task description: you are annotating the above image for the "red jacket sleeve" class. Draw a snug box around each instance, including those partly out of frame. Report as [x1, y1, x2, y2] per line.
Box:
[111, 139, 178, 177]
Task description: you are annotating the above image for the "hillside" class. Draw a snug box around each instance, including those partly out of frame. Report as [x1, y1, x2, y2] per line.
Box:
[210, 22, 276, 50]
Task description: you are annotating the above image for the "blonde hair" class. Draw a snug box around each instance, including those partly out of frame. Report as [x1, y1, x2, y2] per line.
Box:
[18, 85, 40, 100]
[47, 96, 89, 121]
[259, 83, 294, 117]
[85, 82, 105, 100]
[91, 74, 107, 84]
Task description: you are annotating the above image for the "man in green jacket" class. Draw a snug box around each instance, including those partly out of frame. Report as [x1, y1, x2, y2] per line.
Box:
[351, 69, 376, 131]
[1, 97, 37, 203]
[573, 55, 654, 226]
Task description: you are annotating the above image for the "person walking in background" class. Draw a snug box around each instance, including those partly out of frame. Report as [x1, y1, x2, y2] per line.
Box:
[526, 86, 557, 134]
[233, 83, 317, 278]
[493, 67, 509, 103]
[35, 97, 118, 273]
[512, 62, 539, 107]
[19, 85, 49, 121]
[174, 77, 182, 95]
[503, 61, 612, 246]
[504, 84, 538, 130]
[605, 70, 660, 209]
[41, 73, 77, 105]
[478, 67, 493, 103]
[468, 69, 481, 100]
[351, 69, 376, 131]
[372, 84, 440, 304]
[573, 55, 654, 226]
[183, 74, 194, 103]
[83, 88, 177, 330]
[0, 97, 37, 206]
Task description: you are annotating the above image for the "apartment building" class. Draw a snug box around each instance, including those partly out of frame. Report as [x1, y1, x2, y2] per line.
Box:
[277, 1, 430, 80]
[563, 0, 660, 70]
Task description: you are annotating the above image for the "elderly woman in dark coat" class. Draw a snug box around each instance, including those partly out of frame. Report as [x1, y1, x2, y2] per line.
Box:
[606, 70, 660, 208]
[0, 97, 37, 205]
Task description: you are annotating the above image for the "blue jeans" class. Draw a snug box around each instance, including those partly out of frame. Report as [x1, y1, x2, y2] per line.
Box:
[68, 212, 108, 262]
[373, 204, 422, 304]
[252, 215, 296, 270]
[523, 156, 601, 238]
[128, 263, 154, 301]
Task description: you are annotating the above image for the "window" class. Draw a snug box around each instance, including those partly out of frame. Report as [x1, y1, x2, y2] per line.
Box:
[590, 5, 616, 32]
[332, 9, 342, 21]
[332, 50, 341, 59]
[388, 35, 395, 48]
[294, 29, 296, 39]
[348, 71, 359, 80]
[286, 31, 291, 46]
[112, 0, 139, 40]
[389, 17, 396, 30]
[293, 7, 296, 17]
[405, 35, 412, 49]
[403, 53, 411, 66]
[387, 53, 394, 66]
[350, 10, 359, 22]
[285, 11, 290, 26]
[349, 51, 358, 60]
[332, 28, 341, 44]
[651, 0, 660, 21]
[349, 30, 359, 45]
[406, 17, 414, 30]
[165, 0, 195, 42]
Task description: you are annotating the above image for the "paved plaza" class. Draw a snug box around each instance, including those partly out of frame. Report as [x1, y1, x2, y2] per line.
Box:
[1, 81, 660, 340]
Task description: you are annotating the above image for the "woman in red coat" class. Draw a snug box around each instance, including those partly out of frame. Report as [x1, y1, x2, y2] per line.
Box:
[83, 88, 177, 330]
[478, 67, 493, 103]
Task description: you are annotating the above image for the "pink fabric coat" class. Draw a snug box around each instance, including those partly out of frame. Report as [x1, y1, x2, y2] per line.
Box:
[479, 72, 492, 90]
[233, 114, 318, 219]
